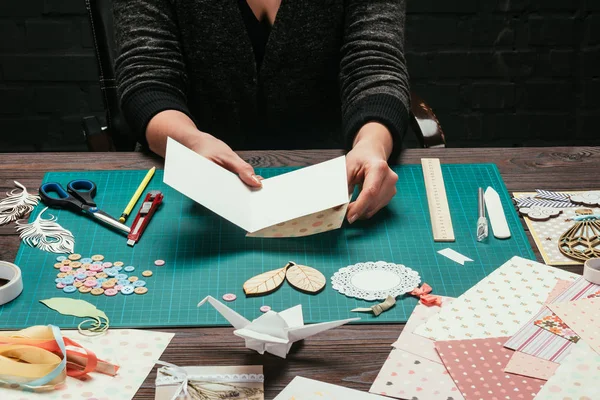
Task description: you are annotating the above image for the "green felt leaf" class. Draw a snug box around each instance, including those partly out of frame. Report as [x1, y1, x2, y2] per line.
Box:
[40, 297, 107, 321]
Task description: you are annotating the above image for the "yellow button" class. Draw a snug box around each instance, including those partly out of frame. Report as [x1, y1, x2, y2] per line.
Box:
[101, 281, 115, 289]
[82, 263, 91, 269]
[54, 263, 63, 269]
[96, 272, 108, 279]
[70, 261, 82, 268]
[128, 276, 139, 282]
[142, 270, 153, 277]
[62, 259, 71, 265]
[91, 288, 104, 295]
[78, 286, 92, 293]
[56, 272, 67, 278]
[113, 261, 124, 267]
[91, 254, 104, 261]
[73, 281, 83, 288]
[68, 253, 82, 261]
[134, 287, 148, 295]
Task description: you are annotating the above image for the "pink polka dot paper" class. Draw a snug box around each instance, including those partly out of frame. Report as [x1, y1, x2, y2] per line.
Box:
[435, 337, 546, 400]
[246, 203, 348, 238]
[548, 297, 600, 356]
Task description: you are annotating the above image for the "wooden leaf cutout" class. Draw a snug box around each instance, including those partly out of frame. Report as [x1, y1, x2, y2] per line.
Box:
[243, 265, 288, 296]
[285, 262, 326, 294]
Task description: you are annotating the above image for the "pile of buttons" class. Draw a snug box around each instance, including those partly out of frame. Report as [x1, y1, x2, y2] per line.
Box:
[54, 253, 152, 296]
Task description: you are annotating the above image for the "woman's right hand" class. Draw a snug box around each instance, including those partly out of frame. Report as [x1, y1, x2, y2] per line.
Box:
[187, 132, 263, 188]
[146, 110, 262, 188]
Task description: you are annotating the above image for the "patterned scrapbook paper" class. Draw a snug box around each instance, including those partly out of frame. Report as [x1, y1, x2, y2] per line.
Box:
[503, 351, 559, 380]
[534, 314, 580, 343]
[513, 192, 600, 266]
[545, 279, 574, 303]
[247, 204, 348, 238]
[369, 347, 464, 400]
[413, 256, 577, 341]
[505, 277, 599, 362]
[436, 337, 546, 400]
[391, 297, 454, 363]
[548, 297, 600, 356]
[533, 341, 600, 399]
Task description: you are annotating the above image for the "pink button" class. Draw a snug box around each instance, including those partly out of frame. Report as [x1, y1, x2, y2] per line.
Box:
[89, 265, 103, 272]
[102, 262, 113, 268]
[104, 288, 118, 296]
[84, 280, 97, 288]
[114, 285, 123, 291]
[59, 265, 72, 273]
[85, 270, 96, 277]
[56, 283, 66, 289]
[260, 305, 271, 313]
[154, 259, 166, 266]
[222, 293, 237, 302]
[76, 268, 87, 274]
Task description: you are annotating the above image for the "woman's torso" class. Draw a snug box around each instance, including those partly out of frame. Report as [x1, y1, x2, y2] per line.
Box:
[172, 0, 346, 150]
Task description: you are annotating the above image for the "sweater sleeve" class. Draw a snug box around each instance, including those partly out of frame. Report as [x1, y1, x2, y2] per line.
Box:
[339, 0, 410, 158]
[113, 0, 193, 147]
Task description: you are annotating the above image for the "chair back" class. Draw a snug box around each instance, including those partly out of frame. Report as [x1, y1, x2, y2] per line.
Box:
[85, 0, 137, 151]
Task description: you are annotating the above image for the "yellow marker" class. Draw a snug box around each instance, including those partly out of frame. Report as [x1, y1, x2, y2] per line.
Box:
[119, 167, 156, 223]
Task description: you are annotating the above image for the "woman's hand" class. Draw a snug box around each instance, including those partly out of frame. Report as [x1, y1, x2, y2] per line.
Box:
[346, 122, 398, 223]
[188, 132, 262, 188]
[146, 110, 261, 188]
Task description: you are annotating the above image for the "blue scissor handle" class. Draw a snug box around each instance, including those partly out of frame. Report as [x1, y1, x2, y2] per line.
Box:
[67, 179, 97, 207]
[39, 182, 83, 212]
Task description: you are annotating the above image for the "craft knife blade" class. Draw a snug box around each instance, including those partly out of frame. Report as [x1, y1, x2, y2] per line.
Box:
[477, 187, 488, 242]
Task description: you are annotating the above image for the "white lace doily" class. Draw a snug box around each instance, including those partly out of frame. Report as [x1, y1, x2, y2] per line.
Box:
[156, 369, 265, 386]
[331, 261, 421, 301]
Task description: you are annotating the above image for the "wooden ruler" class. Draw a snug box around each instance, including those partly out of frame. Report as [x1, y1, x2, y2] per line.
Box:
[421, 158, 455, 242]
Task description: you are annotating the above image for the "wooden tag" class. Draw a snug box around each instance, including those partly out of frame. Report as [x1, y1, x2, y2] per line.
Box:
[243, 265, 288, 296]
[285, 262, 326, 294]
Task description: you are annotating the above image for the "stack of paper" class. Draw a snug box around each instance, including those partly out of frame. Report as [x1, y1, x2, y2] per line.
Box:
[370, 256, 600, 400]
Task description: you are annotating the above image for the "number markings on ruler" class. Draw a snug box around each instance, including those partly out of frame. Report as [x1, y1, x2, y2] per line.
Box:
[421, 158, 455, 242]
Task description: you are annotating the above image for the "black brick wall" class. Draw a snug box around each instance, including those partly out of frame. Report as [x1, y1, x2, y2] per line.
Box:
[0, 0, 598, 151]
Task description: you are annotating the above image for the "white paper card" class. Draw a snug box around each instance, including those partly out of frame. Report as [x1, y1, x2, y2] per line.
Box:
[164, 138, 349, 234]
[437, 248, 473, 265]
[274, 377, 388, 400]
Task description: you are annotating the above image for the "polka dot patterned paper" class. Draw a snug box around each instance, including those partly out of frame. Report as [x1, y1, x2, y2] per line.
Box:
[533, 341, 600, 399]
[548, 297, 600, 356]
[503, 351, 559, 381]
[435, 337, 546, 400]
[246, 203, 348, 238]
[0, 329, 174, 400]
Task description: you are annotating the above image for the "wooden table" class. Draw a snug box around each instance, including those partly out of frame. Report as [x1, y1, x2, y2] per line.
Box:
[1, 146, 599, 399]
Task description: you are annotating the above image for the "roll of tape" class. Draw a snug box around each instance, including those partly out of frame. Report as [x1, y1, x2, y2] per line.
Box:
[0, 260, 23, 305]
[583, 258, 600, 285]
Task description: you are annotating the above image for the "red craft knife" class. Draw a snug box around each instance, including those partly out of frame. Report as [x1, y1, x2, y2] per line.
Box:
[127, 190, 163, 246]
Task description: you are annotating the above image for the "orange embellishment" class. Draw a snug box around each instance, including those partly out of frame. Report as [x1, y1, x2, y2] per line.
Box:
[410, 283, 442, 307]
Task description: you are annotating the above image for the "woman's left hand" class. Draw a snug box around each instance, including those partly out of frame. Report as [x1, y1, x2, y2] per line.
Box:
[346, 122, 398, 224]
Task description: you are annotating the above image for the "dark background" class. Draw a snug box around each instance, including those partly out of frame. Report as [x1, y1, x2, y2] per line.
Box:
[0, 0, 599, 152]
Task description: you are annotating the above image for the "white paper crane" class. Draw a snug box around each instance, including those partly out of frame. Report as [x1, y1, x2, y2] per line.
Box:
[198, 296, 359, 358]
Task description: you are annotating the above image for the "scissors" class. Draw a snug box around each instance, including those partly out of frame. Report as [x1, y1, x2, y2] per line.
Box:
[39, 179, 130, 234]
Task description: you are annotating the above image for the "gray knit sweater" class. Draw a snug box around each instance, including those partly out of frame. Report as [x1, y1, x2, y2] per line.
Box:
[113, 0, 410, 152]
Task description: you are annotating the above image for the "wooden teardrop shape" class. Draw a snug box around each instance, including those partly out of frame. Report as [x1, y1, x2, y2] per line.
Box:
[285, 262, 326, 294]
[243, 266, 288, 296]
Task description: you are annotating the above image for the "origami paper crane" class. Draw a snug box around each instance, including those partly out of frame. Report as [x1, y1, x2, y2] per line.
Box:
[198, 296, 359, 358]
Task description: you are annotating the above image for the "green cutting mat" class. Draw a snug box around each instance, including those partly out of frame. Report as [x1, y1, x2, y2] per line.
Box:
[0, 163, 534, 329]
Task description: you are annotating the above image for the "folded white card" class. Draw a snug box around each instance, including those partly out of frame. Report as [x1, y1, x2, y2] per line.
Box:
[164, 138, 349, 237]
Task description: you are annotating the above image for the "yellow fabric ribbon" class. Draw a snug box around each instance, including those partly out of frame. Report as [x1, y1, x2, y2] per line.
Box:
[0, 325, 118, 393]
